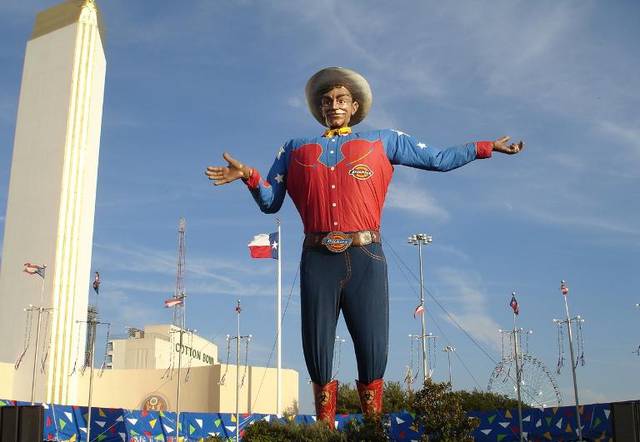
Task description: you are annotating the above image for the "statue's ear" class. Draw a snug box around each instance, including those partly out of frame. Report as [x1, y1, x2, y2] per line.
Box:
[352, 101, 359, 115]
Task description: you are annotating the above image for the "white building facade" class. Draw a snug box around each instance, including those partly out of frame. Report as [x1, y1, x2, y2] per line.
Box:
[0, 0, 106, 405]
[107, 324, 219, 370]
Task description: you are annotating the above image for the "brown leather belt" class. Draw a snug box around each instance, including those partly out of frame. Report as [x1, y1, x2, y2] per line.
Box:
[304, 230, 381, 252]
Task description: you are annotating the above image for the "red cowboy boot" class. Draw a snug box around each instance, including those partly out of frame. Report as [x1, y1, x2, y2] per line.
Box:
[357, 378, 384, 416]
[313, 380, 338, 428]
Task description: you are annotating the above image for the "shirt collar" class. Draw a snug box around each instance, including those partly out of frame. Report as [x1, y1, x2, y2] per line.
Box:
[323, 126, 352, 138]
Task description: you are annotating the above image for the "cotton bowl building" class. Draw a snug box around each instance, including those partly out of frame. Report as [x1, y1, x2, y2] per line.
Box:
[1, 323, 298, 414]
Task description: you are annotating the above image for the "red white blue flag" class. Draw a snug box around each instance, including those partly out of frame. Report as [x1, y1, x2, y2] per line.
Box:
[248, 232, 279, 259]
[560, 280, 569, 296]
[510, 292, 520, 315]
[92, 271, 101, 294]
[23, 262, 46, 278]
[164, 297, 184, 308]
[414, 303, 425, 318]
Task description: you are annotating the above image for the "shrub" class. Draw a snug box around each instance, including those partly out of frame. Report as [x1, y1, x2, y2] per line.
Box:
[343, 415, 390, 441]
[412, 380, 479, 442]
[241, 420, 345, 441]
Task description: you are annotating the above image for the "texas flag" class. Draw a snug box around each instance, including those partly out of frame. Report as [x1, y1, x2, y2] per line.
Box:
[510, 292, 520, 315]
[248, 232, 279, 259]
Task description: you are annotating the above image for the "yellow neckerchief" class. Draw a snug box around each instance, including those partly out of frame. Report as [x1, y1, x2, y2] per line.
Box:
[323, 126, 352, 138]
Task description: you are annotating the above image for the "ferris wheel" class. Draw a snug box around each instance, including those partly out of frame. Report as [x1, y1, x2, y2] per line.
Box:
[488, 353, 562, 408]
[487, 328, 562, 408]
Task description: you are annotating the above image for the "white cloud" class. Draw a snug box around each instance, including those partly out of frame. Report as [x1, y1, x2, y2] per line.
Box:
[598, 120, 640, 161]
[386, 181, 450, 221]
[286, 96, 303, 109]
[515, 204, 640, 237]
[92, 242, 276, 299]
[435, 267, 501, 351]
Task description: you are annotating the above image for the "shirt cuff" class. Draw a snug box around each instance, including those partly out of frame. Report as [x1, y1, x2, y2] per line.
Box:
[475, 141, 493, 159]
[242, 169, 261, 189]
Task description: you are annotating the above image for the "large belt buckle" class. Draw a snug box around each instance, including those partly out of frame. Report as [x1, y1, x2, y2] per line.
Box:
[321, 231, 353, 253]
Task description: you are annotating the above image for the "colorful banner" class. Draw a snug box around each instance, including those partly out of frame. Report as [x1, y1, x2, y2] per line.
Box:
[0, 398, 613, 441]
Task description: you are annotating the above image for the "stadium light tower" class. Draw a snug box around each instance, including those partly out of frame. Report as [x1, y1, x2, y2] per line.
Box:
[408, 233, 432, 383]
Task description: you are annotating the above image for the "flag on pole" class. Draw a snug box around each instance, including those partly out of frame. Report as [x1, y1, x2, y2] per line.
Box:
[92, 271, 101, 294]
[510, 292, 520, 315]
[560, 280, 569, 296]
[414, 303, 425, 318]
[23, 262, 46, 278]
[164, 297, 184, 308]
[248, 232, 279, 259]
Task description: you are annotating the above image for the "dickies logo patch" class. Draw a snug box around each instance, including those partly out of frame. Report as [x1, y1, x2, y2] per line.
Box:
[321, 232, 353, 253]
[348, 164, 373, 181]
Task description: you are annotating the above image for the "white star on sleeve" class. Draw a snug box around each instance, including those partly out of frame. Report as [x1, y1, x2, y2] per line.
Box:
[417, 142, 427, 149]
[274, 174, 284, 184]
[392, 129, 409, 137]
[276, 145, 285, 160]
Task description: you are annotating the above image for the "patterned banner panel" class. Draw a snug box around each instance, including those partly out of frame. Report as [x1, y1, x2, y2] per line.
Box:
[0, 399, 613, 441]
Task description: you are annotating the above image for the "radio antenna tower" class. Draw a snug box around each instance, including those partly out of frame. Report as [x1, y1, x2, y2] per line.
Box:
[635, 304, 639, 356]
[172, 218, 187, 328]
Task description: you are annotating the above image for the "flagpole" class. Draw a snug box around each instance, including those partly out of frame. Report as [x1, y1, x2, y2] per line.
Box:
[512, 295, 524, 442]
[32, 267, 46, 404]
[276, 218, 282, 417]
[38, 266, 46, 304]
[175, 327, 183, 441]
[236, 300, 241, 442]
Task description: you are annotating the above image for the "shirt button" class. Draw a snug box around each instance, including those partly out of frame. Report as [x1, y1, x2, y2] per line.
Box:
[331, 184, 336, 189]
[330, 167, 335, 171]
[331, 139, 336, 142]
[332, 203, 337, 207]
[333, 222, 338, 226]
[330, 150, 335, 154]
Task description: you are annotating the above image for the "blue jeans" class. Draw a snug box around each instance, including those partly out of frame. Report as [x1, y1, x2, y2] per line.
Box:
[300, 243, 389, 385]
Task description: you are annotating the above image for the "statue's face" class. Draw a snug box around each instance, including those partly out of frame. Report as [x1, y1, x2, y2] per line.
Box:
[320, 86, 359, 129]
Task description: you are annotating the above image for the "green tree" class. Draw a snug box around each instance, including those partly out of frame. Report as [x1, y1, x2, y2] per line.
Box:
[283, 399, 300, 420]
[456, 389, 523, 412]
[412, 380, 479, 442]
[383, 381, 413, 414]
[336, 382, 362, 414]
[337, 381, 414, 415]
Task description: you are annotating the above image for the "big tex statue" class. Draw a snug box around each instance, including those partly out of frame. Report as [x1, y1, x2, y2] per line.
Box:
[206, 67, 523, 425]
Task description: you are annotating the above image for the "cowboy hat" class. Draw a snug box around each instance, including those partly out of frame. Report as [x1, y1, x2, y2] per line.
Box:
[305, 67, 372, 127]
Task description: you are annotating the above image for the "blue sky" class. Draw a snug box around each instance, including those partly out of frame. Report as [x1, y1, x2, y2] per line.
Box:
[1, 0, 639, 414]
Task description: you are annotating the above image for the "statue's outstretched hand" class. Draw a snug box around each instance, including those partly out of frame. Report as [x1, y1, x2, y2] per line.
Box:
[492, 136, 524, 155]
[205, 152, 253, 186]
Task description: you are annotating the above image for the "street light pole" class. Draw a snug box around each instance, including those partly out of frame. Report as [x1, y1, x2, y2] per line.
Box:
[77, 311, 109, 442]
[236, 300, 241, 442]
[408, 233, 432, 384]
[27, 305, 52, 405]
[559, 280, 583, 442]
[512, 315, 524, 442]
[442, 345, 455, 387]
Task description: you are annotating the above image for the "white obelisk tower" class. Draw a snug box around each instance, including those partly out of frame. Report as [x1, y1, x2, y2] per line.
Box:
[0, 0, 106, 405]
